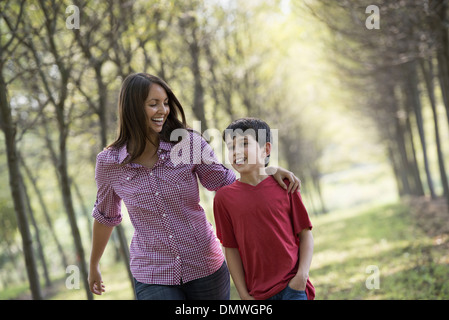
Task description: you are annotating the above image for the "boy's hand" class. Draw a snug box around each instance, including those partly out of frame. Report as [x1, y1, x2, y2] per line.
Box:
[288, 273, 308, 291]
[240, 293, 256, 300]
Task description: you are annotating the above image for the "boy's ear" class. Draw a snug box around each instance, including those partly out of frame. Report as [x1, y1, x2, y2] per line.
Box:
[264, 142, 272, 157]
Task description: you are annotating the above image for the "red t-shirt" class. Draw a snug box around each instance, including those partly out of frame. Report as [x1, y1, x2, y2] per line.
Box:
[213, 176, 315, 300]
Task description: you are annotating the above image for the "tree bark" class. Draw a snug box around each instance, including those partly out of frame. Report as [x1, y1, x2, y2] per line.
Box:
[420, 58, 449, 206]
[429, 0, 449, 132]
[179, 13, 208, 130]
[21, 175, 51, 288]
[0, 71, 43, 300]
[20, 154, 69, 269]
[403, 61, 432, 197]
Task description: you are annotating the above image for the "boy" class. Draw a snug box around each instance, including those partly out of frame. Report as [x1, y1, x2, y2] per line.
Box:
[213, 118, 315, 300]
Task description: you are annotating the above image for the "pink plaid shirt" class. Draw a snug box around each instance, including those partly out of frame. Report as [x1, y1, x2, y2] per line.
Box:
[92, 131, 236, 285]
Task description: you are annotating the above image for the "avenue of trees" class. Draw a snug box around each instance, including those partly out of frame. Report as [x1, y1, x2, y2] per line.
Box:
[305, 0, 449, 203]
[0, 0, 329, 300]
[1, 0, 448, 299]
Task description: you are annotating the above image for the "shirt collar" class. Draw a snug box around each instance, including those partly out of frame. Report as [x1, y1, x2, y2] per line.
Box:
[158, 140, 173, 152]
[118, 144, 129, 164]
[118, 140, 173, 164]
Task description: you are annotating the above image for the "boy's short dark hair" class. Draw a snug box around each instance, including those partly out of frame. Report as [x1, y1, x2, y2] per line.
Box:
[223, 117, 272, 166]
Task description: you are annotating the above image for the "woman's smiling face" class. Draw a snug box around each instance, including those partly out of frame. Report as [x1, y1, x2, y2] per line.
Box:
[144, 83, 170, 134]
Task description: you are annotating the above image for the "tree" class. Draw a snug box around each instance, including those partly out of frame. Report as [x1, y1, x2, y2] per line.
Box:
[0, 0, 42, 299]
[178, 4, 208, 130]
[20, 0, 93, 299]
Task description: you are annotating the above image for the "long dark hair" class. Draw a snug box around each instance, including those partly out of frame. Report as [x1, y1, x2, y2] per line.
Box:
[108, 73, 187, 163]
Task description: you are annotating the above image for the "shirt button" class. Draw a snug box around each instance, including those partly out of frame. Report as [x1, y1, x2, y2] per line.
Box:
[169, 235, 173, 238]
[155, 192, 159, 196]
[149, 172, 153, 176]
[176, 256, 180, 259]
[162, 214, 166, 217]
[126, 177, 130, 181]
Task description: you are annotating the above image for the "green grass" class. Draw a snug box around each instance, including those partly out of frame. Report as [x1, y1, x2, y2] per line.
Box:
[310, 202, 449, 299]
[4, 201, 448, 300]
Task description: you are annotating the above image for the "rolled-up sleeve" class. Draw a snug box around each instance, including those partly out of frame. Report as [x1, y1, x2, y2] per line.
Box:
[92, 153, 122, 227]
[193, 134, 236, 191]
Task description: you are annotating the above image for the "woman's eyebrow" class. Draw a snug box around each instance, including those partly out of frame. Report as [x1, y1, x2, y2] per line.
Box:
[147, 97, 169, 102]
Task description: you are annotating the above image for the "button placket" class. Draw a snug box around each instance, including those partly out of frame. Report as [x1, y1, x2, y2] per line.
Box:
[158, 201, 180, 265]
[148, 150, 182, 283]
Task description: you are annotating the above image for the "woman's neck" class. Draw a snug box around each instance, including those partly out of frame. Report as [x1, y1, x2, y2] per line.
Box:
[133, 136, 160, 168]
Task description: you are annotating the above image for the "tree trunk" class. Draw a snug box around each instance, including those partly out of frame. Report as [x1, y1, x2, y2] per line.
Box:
[430, 0, 449, 131]
[56, 114, 93, 300]
[190, 35, 207, 131]
[403, 61, 433, 197]
[393, 111, 412, 196]
[386, 143, 404, 197]
[0, 71, 43, 300]
[21, 176, 51, 288]
[421, 59, 449, 206]
[311, 170, 327, 214]
[180, 13, 208, 131]
[20, 154, 69, 269]
[404, 112, 424, 196]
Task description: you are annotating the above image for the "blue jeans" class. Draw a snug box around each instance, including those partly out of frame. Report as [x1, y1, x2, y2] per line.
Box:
[134, 261, 230, 300]
[267, 285, 308, 300]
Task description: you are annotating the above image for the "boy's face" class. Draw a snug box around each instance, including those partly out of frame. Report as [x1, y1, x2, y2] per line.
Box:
[225, 134, 271, 174]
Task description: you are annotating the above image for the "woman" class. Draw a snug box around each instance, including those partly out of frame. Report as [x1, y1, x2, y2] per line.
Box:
[88, 73, 300, 300]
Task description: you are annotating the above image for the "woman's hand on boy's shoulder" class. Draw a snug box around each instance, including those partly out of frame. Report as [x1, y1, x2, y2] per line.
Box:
[267, 166, 301, 193]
